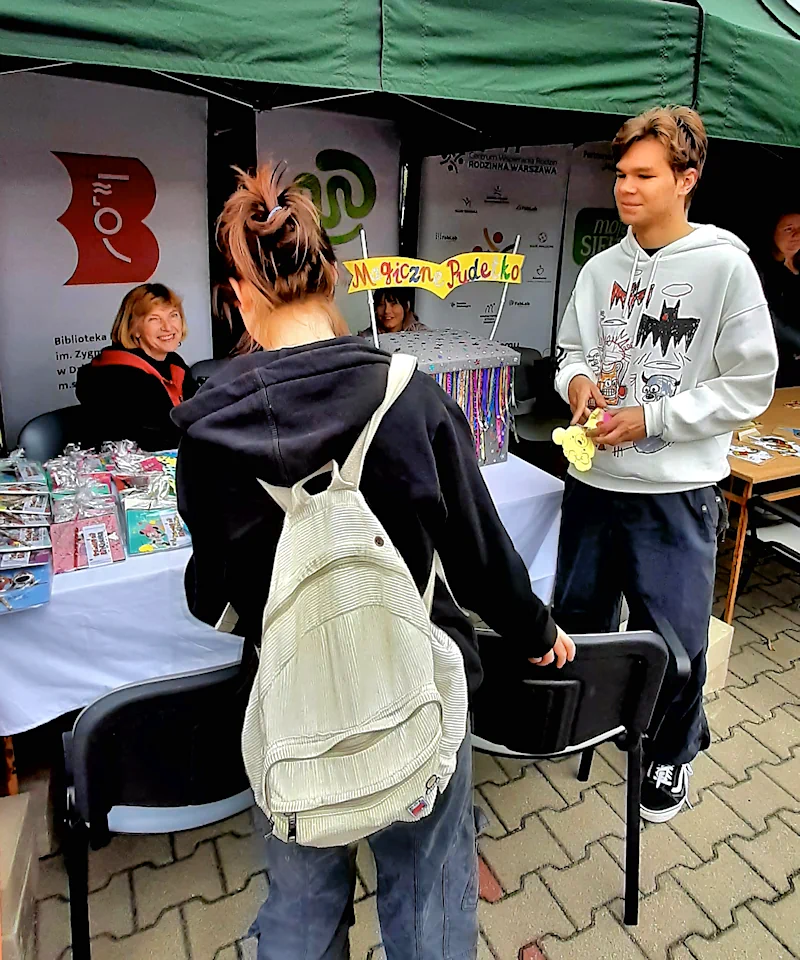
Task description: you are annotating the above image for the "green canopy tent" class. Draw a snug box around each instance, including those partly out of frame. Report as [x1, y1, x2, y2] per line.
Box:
[1, 0, 799, 147]
[697, 0, 800, 147]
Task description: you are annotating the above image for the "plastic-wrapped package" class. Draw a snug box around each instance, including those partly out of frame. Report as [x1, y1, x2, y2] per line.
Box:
[50, 478, 124, 574]
[121, 473, 189, 555]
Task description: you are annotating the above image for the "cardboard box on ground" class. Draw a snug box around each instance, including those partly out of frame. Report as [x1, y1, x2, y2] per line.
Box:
[704, 616, 734, 696]
[0, 793, 38, 960]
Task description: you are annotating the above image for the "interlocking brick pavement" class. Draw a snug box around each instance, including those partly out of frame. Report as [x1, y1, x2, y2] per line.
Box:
[33, 570, 800, 959]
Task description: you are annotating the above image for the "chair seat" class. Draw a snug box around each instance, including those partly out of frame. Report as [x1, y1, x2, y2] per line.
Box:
[107, 789, 254, 834]
[755, 521, 800, 553]
[471, 725, 625, 760]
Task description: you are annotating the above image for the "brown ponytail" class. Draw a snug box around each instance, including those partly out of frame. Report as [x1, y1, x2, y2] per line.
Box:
[217, 165, 339, 352]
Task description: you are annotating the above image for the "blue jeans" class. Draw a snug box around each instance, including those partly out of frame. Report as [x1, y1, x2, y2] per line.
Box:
[249, 739, 479, 959]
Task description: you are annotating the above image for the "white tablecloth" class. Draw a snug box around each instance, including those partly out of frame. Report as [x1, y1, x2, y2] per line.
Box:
[0, 454, 563, 735]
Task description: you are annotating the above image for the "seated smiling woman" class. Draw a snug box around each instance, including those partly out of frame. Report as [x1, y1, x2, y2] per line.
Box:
[76, 283, 198, 451]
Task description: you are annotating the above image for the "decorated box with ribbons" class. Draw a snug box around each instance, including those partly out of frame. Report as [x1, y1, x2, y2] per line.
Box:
[377, 330, 520, 466]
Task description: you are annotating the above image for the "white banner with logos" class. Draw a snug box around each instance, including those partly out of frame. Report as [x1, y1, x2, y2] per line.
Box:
[257, 109, 401, 333]
[416, 146, 571, 353]
[0, 73, 212, 445]
[557, 142, 621, 323]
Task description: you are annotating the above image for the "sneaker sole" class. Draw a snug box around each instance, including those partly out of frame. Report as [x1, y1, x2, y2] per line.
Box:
[640, 797, 687, 823]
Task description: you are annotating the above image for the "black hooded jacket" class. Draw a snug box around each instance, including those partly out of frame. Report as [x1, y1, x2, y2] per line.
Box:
[172, 337, 557, 694]
[76, 346, 197, 451]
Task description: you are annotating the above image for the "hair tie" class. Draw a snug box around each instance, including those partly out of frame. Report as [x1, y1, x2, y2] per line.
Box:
[267, 205, 284, 221]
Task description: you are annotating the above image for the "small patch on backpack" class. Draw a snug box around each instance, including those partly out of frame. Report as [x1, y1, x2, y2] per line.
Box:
[409, 797, 428, 818]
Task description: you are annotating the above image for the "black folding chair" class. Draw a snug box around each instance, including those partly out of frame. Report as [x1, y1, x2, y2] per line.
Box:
[17, 405, 86, 462]
[739, 495, 800, 594]
[190, 358, 231, 386]
[62, 663, 253, 960]
[471, 622, 690, 926]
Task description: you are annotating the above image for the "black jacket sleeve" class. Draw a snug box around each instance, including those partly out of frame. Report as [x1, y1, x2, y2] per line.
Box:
[430, 394, 558, 659]
[176, 436, 283, 644]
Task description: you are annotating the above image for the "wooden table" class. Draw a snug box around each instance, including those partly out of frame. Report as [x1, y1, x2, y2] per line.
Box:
[724, 387, 800, 622]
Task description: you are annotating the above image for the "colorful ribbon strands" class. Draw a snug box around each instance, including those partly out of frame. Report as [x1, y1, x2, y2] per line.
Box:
[434, 365, 512, 462]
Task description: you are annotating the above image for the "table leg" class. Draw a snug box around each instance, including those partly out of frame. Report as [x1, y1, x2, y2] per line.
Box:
[3, 735, 18, 796]
[724, 481, 753, 624]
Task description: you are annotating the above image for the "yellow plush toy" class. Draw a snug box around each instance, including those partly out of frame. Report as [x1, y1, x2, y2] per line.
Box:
[552, 408, 608, 472]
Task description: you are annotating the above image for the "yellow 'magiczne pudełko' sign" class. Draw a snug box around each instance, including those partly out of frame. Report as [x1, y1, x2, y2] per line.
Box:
[342, 252, 525, 299]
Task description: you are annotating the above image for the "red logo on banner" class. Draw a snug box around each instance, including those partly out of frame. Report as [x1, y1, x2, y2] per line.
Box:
[54, 152, 160, 286]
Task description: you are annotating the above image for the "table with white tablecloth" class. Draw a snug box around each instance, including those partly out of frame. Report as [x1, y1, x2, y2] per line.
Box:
[0, 454, 563, 737]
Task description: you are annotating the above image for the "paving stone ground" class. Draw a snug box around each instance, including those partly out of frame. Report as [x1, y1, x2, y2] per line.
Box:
[33, 557, 800, 959]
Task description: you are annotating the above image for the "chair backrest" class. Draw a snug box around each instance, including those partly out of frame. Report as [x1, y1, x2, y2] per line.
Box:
[511, 348, 542, 411]
[191, 358, 230, 385]
[17, 406, 85, 462]
[66, 662, 251, 846]
[471, 629, 671, 757]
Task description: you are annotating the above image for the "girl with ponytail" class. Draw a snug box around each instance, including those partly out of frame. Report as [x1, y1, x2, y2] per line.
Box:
[173, 164, 568, 959]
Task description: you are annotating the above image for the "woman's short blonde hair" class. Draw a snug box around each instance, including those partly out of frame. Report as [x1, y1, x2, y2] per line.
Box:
[111, 283, 188, 349]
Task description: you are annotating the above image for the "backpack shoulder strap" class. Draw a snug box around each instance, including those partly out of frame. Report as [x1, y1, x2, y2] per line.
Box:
[339, 353, 417, 489]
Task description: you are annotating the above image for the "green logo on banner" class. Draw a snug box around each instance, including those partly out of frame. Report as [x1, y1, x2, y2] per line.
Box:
[298, 150, 377, 246]
[573, 208, 625, 265]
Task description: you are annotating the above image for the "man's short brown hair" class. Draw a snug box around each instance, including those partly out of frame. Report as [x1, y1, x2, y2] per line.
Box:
[612, 106, 708, 203]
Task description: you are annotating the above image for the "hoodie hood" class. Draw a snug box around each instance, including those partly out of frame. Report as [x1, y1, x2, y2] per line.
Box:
[619, 223, 750, 261]
[172, 337, 392, 485]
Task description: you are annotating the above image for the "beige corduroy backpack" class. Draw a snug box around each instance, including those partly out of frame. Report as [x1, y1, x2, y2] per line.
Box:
[241, 353, 469, 848]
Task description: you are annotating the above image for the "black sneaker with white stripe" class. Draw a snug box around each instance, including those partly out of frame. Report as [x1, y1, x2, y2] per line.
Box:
[640, 762, 693, 823]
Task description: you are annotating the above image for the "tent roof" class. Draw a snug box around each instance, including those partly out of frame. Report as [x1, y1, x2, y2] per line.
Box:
[697, 0, 800, 147]
[1, 0, 798, 148]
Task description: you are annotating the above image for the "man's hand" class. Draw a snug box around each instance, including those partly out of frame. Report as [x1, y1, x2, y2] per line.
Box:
[568, 375, 607, 425]
[529, 627, 576, 669]
[588, 406, 646, 446]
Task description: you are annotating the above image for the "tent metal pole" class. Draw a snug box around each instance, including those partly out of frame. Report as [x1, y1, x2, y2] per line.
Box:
[0, 60, 73, 77]
[151, 70, 258, 110]
[394, 94, 480, 133]
[271, 90, 374, 110]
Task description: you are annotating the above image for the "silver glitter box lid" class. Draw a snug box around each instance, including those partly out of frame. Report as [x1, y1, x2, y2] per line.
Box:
[374, 329, 521, 375]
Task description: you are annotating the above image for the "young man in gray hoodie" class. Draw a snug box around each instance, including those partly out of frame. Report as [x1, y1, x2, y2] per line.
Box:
[554, 106, 778, 822]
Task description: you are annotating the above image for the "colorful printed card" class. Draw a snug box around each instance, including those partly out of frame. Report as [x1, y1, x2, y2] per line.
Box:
[0, 495, 50, 515]
[0, 550, 52, 570]
[126, 508, 190, 555]
[751, 435, 800, 457]
[0, 561, 53, 614]
[0, 527, 52, 552]
[0, 461, 47, 491]
[729, 445, 772, 465]
[0, 511, 51, 528]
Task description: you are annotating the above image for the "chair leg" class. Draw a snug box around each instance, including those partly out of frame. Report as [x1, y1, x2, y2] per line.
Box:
[64, 813, 91, 960]
[736, 540, 761, 598]
[577, 747, 595, 782]
[623, 738, 643, 926]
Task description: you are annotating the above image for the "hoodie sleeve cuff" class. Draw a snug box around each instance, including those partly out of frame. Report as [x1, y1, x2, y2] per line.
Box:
[644, 398, 665, 438]
[527, 611, 559, 659]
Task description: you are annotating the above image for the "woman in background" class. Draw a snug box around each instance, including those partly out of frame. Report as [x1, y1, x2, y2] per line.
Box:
[76, 283, 197, 450]
[359, 287, 428, 337]
[758, 209, 800, 387]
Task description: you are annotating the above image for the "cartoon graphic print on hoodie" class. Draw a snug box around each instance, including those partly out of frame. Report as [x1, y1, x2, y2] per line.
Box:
[555, 224, 778, 493]
[172, 337, 558, 696]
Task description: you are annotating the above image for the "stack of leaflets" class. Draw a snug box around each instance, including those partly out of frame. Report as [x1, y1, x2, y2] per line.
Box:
[0, 456, 53, 613]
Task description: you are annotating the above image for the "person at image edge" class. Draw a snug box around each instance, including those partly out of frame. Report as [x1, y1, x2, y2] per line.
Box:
[554, 106, 778, 823]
